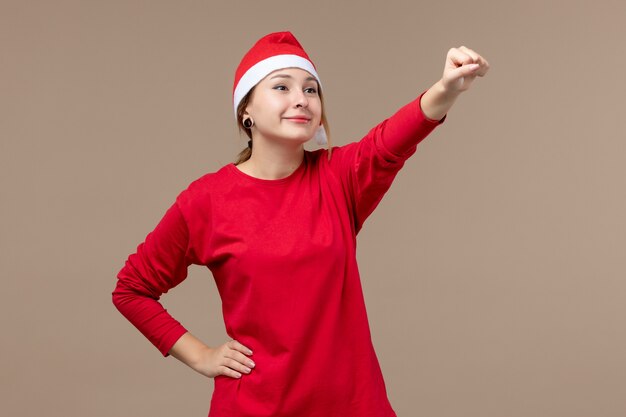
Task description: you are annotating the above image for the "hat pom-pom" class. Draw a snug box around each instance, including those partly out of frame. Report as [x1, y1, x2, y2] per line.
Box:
[312, 125, 328, 146]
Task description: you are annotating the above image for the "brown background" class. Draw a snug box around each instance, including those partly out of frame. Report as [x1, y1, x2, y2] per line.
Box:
[2, 0, 624, 416]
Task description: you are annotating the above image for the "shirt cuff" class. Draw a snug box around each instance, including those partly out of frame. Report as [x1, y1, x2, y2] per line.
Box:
[159, 324, 189, 357]
[418, 89, 448, 124]
[376, 90, 447, 162]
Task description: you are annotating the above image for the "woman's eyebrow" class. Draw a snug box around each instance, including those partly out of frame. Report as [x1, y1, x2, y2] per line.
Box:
[269, 74, 317, 82]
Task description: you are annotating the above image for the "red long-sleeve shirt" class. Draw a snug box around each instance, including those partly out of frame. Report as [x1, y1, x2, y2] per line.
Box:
[113, 89, 446, 417]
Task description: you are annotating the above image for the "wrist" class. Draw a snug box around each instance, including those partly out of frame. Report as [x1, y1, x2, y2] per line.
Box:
[434, 79, 460, 100]
[421, 80, 459, 121]
[190, 345, 214, 370]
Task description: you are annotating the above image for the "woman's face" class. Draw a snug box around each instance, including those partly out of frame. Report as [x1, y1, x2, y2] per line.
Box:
[244, 67, 322, 146]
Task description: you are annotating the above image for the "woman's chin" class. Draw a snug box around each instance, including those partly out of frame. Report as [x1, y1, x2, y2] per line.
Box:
[259, 129, 316, 146]
[278, 132, 316, 144]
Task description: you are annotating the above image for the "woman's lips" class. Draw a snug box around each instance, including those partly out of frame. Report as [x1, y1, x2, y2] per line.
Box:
[285, 117, 310, 123]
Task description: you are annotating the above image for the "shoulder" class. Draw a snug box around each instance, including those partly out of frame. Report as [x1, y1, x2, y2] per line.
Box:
[174, 164, 232, 211]
[308, 141, 361, 174]
[308, 143, 356, 163]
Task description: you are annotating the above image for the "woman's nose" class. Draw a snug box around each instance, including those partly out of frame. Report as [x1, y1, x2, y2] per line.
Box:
[293, 90, 308, 108]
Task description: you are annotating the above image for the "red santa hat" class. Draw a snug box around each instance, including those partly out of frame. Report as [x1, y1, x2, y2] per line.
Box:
[233, 31, 328, 146]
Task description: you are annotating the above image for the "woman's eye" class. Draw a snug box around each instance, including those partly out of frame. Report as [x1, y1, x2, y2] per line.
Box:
[273, 85, 317, 94]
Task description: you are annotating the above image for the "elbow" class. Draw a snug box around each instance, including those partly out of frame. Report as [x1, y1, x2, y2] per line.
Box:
[111, 280, 128, 312]
[111, 276, 142, 312]
[112, 272, 160, 313]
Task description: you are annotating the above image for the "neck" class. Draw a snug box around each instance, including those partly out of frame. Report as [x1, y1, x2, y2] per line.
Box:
[243, 138, 305, 180]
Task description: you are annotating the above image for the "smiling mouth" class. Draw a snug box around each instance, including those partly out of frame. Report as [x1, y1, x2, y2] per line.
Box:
[285, 118, 310, 123]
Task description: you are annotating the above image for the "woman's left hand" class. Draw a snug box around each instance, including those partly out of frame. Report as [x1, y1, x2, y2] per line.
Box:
[440, 46, 490, 95]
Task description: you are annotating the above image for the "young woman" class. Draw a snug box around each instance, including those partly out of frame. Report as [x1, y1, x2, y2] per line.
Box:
[113, 31, 489, 417]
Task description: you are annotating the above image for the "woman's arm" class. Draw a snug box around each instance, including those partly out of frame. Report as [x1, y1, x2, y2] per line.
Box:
[112, 202, 193, 357]
[324, 46, 489, 234]
[113, 200, 256, 379]
[420, 79, 460, 121]
[421, 45, 490, 121]
[365, 45, 490, 160]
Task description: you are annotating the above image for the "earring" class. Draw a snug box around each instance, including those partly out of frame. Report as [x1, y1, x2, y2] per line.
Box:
[243, 117, 254, 129]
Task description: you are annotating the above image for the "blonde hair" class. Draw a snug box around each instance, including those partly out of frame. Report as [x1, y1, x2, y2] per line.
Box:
[234, 86, 332, 165]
